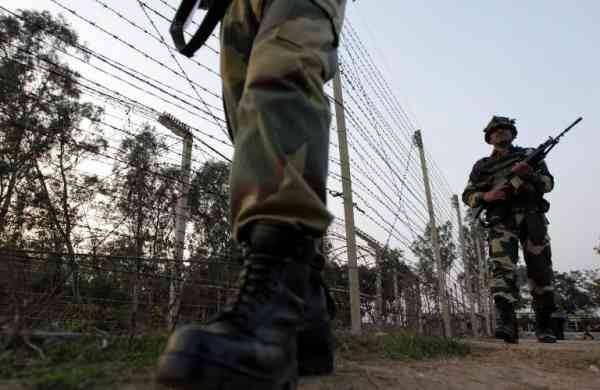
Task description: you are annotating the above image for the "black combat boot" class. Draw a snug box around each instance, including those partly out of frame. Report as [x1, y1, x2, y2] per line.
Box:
[156, 221, 314, 390]
[494, 299, 518, 344]
[533, 292, 557, 343]
[297, 252, 336, 376]
[534, 310, 557, 343]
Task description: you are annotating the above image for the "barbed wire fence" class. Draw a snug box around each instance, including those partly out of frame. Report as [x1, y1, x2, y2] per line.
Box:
[0, 0, 492, 341]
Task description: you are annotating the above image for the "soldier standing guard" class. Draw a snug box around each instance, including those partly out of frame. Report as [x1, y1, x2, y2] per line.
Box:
[156, 0, 346, 389]
[463, 116, 557, 344]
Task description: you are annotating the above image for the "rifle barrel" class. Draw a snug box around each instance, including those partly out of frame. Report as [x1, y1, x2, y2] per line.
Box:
[555, 116, 583, 140]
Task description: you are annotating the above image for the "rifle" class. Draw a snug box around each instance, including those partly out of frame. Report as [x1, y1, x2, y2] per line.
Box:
[170, 0, 231, 57]
[474, 116, 582, 227]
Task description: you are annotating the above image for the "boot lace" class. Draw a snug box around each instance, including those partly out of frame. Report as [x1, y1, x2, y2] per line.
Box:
[219, 251, 280, 326]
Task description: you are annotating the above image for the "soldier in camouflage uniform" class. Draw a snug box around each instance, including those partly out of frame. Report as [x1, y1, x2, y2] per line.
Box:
[462, 116, 557, 344]
[157, 0, 346, 389]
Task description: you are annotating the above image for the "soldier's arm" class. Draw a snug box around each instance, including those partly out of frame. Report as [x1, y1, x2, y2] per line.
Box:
[462, 180, 485, 208]
[462, 162, 487, 208]
[530, 161, 554, 193]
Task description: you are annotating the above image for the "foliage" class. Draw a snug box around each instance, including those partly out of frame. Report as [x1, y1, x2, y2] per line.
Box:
[0, 10, 105, 252]
[411, 221, 457, 308]
[554, 269, 600, 314]
[0, 334, 166, 389]
[188, 159, 239, 262]
[337, 328, 470, 361]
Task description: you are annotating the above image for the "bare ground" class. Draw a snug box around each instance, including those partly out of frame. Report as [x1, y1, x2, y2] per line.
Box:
[1, 338, 599, 390]
[299, 338, 600, 390]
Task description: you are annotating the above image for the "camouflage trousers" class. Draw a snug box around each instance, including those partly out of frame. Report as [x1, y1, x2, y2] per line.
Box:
[221, 0, 343, 241]
[488, 212, 555, 309]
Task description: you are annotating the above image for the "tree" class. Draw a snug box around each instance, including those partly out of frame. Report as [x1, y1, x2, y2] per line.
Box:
[101, 128, 178, 335]
[585, 269, 600, 309]
[176, 160, 243, 322]
[411, 221, 457, 312]
[0, 10, 106, 298]
[0, 10, 104, 251]
[187, 160, 240, 293]
[411, 221, 457, 273]
[120, 130, 178, 254]
[554, 271, 594, 314]
[594, 238, 600, 255]
[378, 247, 420, 326]
[0, 9, 108, 349]
[188, 160, 237, 261]
[461, 225, 481, 304]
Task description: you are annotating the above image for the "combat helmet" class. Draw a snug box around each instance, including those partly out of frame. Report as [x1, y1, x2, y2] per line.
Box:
[484, 115, 517, 144]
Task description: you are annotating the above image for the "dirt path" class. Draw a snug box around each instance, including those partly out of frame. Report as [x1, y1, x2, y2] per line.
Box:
[300, 339, 600, 390]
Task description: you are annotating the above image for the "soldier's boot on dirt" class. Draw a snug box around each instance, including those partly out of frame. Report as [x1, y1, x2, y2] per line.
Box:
[494, 298, 518, 344]
[533, 292, 557, 343]
[534, 310, 557, 343]
[156, 221, 315, 390]
[297, 251, 336, 376]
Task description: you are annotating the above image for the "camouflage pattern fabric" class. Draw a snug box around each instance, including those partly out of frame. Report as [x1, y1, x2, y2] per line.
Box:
[487, 213, 554, 305]
[462, 145, 554, 211]
[220, 0, 346, 241]
[311, 0, 346, 42]
[462, 145, 555, 308]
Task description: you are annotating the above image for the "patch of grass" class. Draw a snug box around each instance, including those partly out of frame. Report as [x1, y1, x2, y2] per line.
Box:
[336, 329, 471, 361]
[30, 365, 106, 390]
[0, 334, 168, 389]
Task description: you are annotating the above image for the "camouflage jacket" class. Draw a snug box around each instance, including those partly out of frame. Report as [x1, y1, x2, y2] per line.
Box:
[201, 0, 346, 43]
[462, 145, 554, 211]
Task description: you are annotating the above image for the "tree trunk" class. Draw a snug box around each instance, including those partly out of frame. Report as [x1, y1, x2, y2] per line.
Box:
[0, 171, 19, 237]
[58, 141, 79, 302]
[131, 218, 144, 338]
[34, 162, 72, 289]
[130, 167, 145, 340]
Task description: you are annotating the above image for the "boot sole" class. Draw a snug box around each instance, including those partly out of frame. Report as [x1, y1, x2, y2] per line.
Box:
[156, 353, 297, 390]
[297, 322, 335, 376]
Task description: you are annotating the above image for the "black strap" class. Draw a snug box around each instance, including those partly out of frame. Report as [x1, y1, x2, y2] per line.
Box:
[170, 0, 231, 57]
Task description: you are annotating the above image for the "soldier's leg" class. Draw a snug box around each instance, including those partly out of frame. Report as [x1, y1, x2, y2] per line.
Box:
[489, 224, 520, 304]
[227, 0, 341, 375]
[220, 0, 258, 140]
[521, 213, 556, 343]
[488, 222, 520, 343]
[157, 1, 343, 388]
[228, 0, 339, 240]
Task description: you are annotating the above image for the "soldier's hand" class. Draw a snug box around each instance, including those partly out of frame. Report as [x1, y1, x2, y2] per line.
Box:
[483, 186, 510, 202]
[511, 162, 533, 177]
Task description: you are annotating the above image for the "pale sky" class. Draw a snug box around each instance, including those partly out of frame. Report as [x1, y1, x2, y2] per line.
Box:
[346, 1, 599, 273]
[2, 0, 598, 274]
